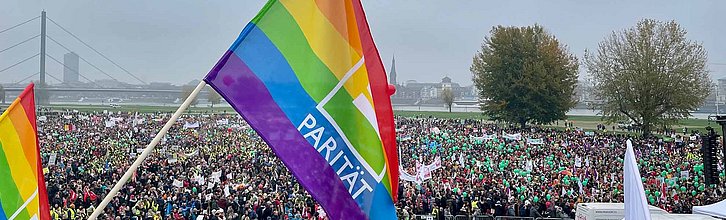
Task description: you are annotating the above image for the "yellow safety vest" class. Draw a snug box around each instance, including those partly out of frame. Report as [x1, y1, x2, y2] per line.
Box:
[67, 208, 76, 220]
[50, 209, 59, 220]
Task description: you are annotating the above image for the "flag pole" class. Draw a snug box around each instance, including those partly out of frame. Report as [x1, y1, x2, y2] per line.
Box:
[88, 80, 207, 220]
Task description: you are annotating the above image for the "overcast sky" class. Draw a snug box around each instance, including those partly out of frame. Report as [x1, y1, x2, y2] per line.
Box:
[1, 0, 725, 86]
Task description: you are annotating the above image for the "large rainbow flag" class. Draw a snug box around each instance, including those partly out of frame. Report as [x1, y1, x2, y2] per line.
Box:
[204, 0, 398, 219]
[0, 83, 50, 220]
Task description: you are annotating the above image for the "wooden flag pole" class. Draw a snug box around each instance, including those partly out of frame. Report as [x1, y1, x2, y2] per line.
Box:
[88, 80, 207, 220]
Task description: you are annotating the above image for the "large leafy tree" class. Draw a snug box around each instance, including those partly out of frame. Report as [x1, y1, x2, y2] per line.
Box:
[585, 19, 711, 136]
[471, 25, 578, 127]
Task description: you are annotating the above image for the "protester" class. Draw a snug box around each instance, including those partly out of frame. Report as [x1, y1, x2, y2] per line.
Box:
[40, 110, 726, 219]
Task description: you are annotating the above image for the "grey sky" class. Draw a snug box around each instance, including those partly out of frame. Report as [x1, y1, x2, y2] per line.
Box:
[1, 0, 725, 86]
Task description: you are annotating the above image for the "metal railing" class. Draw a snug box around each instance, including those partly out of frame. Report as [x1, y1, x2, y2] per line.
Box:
[412, 214, 542, 220]
[494, 217, 535, 220]
[413, 214, 497, 220]
[473, 215, 495, 220]
[454, 215, 470, 220]
[414, 215, 434, 220]
[535, 218, 573, 220]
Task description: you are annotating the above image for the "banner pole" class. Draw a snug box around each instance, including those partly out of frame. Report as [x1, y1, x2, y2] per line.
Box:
[88, 80, 207, 220]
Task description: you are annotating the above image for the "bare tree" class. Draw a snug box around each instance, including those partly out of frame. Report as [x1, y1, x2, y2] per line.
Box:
[585, 19, 711, 136]
[441, 87, 455, 112]
[207, 87, 221, 108]
[181, 86, 199, 107]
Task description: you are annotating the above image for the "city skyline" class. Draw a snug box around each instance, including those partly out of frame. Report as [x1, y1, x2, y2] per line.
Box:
[1, 0, 725, 86]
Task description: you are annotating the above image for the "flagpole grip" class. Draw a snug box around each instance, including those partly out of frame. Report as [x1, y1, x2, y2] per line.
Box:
[88, 80, 207, 220]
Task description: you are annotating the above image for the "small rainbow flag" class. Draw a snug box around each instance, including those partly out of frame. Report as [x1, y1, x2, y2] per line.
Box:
[204, 0, 398, 219]
[0, 83, 50, 220]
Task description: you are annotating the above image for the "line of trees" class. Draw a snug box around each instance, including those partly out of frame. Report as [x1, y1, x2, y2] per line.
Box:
[471, 19, 712, 136]
[179, 85, 222, 108]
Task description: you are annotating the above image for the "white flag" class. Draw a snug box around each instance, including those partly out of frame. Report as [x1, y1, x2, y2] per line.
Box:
[623, 140, 651, 220]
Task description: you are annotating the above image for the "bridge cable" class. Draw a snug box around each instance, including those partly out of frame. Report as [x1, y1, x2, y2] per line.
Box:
[0, 34, 40, 55]
[15, 71, 40, 83]
[47, 17, 147, 85]
[0, 53, 40, 73]
[46, 53, 104, 88]
[45, 71, 64, 83]
[0, 16, 40, 35]
[47, 35, 119, 81]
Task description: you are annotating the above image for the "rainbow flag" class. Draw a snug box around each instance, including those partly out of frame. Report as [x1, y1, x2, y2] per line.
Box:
[0, 83, 50, 220]
[204, 0, 398, 219]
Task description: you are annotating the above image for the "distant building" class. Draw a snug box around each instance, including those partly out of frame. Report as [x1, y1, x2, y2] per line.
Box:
[392, 76, 475, 105]
[386, 57, 475, 105]
[575, 80, 595, 102]
[63, 52, 80, 84]
[717, 79, 726, 104]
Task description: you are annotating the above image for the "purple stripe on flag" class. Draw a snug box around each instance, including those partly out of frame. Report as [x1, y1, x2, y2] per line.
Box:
[205, 50, 366, 220]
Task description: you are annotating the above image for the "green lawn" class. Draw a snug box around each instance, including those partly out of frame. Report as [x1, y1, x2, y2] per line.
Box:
[40, 104, 235, 114]
[394, 111, 488, 119]
[22, 105, 720, 134]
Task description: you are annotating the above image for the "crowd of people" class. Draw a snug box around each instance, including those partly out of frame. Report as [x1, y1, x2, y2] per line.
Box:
[41, 110, 323, 219]
[395, 117, 726, 218]
[37, 110, 726, 219]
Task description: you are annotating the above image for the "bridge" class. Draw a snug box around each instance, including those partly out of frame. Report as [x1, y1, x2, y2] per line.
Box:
[3, 87, 184, 94]
[0, 11, 176, 104]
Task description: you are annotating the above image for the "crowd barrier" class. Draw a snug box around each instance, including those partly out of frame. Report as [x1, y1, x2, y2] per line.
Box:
[414, 215, 434, 220]
[494, 217, 535, 220]
[473, 215, 495, 220]
[412, 215, 497, 220]
[535, 218, 573, 220]
[412, 215, 569, 220]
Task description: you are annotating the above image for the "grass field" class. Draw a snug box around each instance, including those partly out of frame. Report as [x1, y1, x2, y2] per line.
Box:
[7, 103, 717, 135]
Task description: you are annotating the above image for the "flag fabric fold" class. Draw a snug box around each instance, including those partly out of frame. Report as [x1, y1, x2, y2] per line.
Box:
[203, 0, 398, 219]
[624, 140, 652, 220]
[0, 83, 51, 220]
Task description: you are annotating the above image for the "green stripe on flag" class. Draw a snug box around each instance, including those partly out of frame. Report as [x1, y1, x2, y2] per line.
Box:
[325, 90, 385, 173]
[0, 141, 30, 220]
[253, 2, 340, 103]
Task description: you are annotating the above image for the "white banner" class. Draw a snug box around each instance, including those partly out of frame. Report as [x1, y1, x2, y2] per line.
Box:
[503, 133, 522, 140]
[184, 149, 199, 157]
[48, 153, 58, 166]
[104, 120, 116, 128]
[173, 179, 184, 188]
[399, 167, 417, 182]
[575, 156, 582, 168]
[527, 138, 544, 145]
[400, 157, 442, 184]
[184, 121, 200, 129]
[211, 171, 222, 183]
